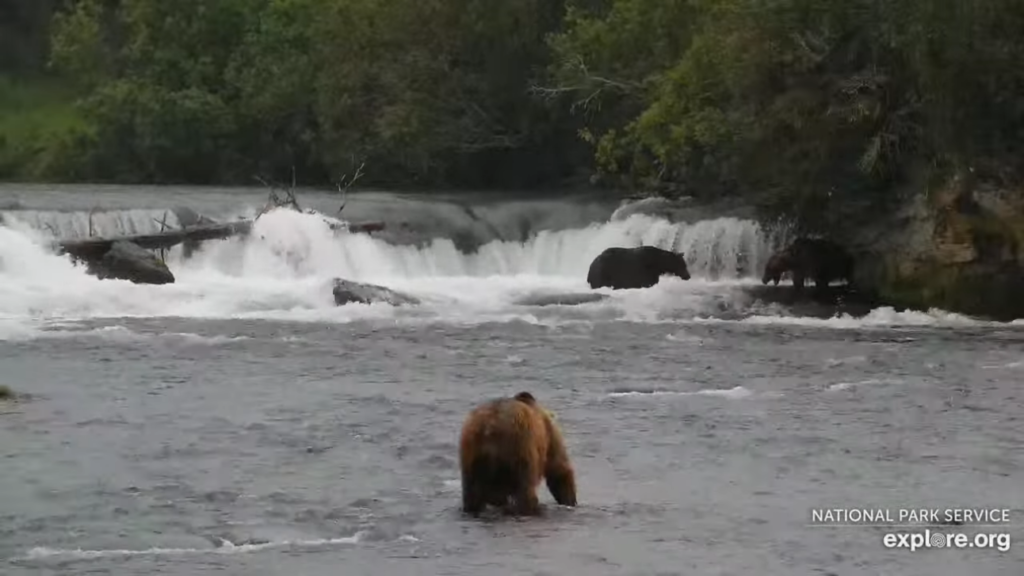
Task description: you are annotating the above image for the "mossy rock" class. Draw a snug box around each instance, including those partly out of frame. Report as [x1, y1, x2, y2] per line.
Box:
[868, 181, 1024, 321]
[0, 385, 16, 401]
[878, 261, 1024, 321]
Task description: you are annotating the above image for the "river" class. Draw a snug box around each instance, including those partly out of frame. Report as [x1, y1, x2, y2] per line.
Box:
[1, 183, 1022, 575]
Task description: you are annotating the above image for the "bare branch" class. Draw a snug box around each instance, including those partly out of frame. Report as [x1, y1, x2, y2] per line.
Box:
[253, 172, 302, 219]
[151, 211, 172, 261]
[529, 55, 641, 114]
[335, 182, 347, 215]
[152, 211, 170, 232]
[88, 206, 98, 237]
[334, 161, 365, 215]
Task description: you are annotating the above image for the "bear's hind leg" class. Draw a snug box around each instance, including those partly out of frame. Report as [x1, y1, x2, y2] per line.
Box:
[461, 470, 486, 516]
[505, 465, 542, 516]
[509, 485, 541, 516]
[791, 271, 806, 296]
[545, 464, 578, 507]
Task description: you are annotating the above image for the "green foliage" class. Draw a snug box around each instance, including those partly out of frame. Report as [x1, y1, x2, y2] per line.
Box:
[49, 0, 112, 90]
[226, 0, 320, 178]
[0, 75, 90, 181]
[546, 0, 699, 184]
[549, 0, 1024, 227]
[0, 0, 60, 73]
[46, 0, 261, 183]
[74, 80, 239, 183]
[34, 0, 577, 187]
[1, 0, 1023, 214]
[313, 0, 574, 186]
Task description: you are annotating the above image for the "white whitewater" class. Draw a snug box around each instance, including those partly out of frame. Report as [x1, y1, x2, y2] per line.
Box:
[0, 208, 986, 339]
[2, 208, 188, 239]
[179, 209, 772, 280]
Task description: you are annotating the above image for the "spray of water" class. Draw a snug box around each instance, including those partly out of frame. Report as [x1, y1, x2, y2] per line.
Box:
[0, 207, 986, 336]
[2, 208, 186, 240]
[177, 210, 773, 281]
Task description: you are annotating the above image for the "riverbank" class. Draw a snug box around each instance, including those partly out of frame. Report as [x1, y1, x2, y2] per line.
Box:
[847, 174, 1024, 322]
[622, 173, 1024, 322]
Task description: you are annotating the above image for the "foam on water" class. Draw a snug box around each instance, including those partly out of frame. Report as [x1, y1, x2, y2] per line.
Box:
[0, 209, 764, 327]
[19, 532, 367, 563]
[176, 208, 770, 281]
[605, 386, 756, 399]
[826, 378, 902, 392]
[0, 206, 1005, 339]
[0, 324, 253, 344]
[695, 306, 985, 329]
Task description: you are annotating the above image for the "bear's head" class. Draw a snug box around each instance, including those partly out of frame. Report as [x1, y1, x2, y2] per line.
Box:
[515, 391, 557, 422]
[643, 246, 690, 281]
[762, 251, 793, 285]
[514, 391, 536, 405]
[665, 252, 691, 281]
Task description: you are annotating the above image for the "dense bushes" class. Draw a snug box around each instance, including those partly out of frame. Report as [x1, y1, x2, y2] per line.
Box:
[2, 0, 1023, 227]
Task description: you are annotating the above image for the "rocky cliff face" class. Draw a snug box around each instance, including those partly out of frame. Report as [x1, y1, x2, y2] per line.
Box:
[853, 174, 1024, 321]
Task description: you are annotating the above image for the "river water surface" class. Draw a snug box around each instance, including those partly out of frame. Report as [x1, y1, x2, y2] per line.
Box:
[1, 184, 1022, 576]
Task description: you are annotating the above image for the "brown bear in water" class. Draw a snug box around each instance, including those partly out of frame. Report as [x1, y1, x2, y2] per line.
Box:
[762, 237, 855, 294]
[458, 391, 577, 516]
[587, 246, 691, 289]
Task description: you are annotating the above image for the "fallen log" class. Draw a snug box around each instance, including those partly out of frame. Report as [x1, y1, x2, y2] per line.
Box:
[55, 218, 387, 261]
[56, 220, 254, 261]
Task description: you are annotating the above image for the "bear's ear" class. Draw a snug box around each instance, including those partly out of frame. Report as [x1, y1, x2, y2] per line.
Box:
[514, 391, 536, 405]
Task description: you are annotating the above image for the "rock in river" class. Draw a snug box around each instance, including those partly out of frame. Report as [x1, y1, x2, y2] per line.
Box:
[87, 241, 175, 285]
[332, 278, 420, 306]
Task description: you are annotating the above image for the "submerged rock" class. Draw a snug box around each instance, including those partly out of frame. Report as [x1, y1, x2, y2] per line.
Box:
[743, 284, 887, 319]
[0, 385, 30, 407]
[514, 292, 609, 307]
[332, 278, 420, 306]
[87, 241, 175, 285]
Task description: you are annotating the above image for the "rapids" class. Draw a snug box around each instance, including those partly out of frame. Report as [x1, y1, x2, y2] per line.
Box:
[2, 185, 1021, 576]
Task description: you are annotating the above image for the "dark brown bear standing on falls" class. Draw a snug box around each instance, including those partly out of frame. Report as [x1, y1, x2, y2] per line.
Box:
[762, 237, 855, 294]
[459, 392, 577, 517]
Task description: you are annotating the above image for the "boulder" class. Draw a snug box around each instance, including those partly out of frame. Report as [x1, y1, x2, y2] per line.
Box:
[332, 278, 420, 306]
[87, 241, 175, 285]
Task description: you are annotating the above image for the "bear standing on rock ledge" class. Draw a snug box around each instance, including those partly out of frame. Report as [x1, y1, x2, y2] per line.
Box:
[762, 237, 855, 294]
[458, 392, 577, 517]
